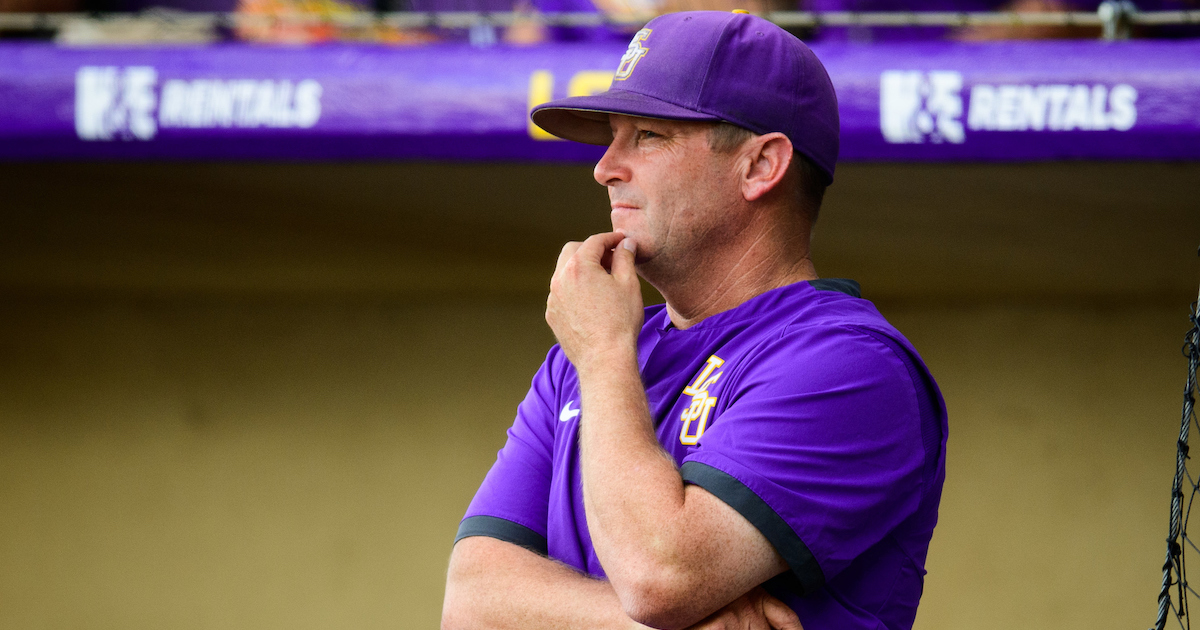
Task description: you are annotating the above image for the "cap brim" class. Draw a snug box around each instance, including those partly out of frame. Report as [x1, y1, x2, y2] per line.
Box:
[531, 89, 721, 145]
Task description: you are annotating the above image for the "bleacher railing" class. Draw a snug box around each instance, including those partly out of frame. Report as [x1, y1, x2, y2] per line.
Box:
[1, 7, 1198, 41]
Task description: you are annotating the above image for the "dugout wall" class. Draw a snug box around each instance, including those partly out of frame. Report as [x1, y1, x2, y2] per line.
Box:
[0, 159, 1196, 630]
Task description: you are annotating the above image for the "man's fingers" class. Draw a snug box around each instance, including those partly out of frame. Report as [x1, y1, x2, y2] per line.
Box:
[576, 231, 627, 264]
[554, 232, 622, 279]
[557, 241, 582, 269]
[761, 595, 803, 630]
[555, 233, 632, 282]
[611, 237, 637, 282]
[554, 241, 582, 282]
[600, 247, 614, 272]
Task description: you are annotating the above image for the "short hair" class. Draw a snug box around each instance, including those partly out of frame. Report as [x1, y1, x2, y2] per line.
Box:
[707, 121, 827, 224]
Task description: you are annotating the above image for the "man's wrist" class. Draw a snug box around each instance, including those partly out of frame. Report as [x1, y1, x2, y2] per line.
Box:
[572, 342, 639, 382]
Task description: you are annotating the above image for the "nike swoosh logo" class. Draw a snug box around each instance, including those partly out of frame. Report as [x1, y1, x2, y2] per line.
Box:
[559, 400, 580, 422]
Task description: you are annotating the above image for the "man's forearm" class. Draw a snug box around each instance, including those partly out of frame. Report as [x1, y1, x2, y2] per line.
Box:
[575, 351, 786, 629]
[442, 536, 644, 630]
[576, 351, 690, 594]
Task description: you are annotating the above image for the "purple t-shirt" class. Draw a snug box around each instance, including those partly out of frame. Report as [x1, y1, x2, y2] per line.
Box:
[457, 279, 948, 630]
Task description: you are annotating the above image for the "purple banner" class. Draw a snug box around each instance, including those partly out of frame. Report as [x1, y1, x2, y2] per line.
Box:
[1, 39, 1198, 162]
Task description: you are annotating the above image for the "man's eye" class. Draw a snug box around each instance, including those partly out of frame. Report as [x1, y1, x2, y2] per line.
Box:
[638, 129, 660, 140]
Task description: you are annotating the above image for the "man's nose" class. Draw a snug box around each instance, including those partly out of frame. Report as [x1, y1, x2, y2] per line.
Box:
[593, 138, 631, 187]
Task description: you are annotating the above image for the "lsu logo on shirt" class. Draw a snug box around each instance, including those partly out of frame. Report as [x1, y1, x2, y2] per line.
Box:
[615, 29, 651, 81]
[679, 355, 724, 445]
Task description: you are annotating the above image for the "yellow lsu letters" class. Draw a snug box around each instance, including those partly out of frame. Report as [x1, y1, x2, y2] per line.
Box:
[679, 355, 724, 445]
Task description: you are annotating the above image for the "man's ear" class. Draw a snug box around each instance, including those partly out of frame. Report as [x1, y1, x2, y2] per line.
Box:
[740, 133, 793, 202]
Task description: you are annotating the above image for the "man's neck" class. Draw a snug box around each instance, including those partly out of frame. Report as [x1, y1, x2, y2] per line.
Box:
[652, 220, 817, 331]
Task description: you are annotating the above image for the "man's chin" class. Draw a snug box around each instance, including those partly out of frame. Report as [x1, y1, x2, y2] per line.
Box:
[609, 208, 645, 234]
[613, 231, 652, 259]
[625, 243, 656, 268]
[610, 222, 643, 242]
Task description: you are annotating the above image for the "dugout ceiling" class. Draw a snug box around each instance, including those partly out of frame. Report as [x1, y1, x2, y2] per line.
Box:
[1, 160, 1196, 306]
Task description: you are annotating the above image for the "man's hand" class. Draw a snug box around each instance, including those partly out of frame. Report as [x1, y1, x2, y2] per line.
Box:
[546, 231, 643, 373]
[687, 588, 803, 630]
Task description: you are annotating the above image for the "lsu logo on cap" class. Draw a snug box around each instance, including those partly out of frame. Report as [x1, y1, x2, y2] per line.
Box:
[615, 29, 651, 81]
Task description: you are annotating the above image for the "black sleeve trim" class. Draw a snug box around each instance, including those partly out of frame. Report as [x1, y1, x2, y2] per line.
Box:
[681, 461, 826, 596]
[455, 516, 548, 557]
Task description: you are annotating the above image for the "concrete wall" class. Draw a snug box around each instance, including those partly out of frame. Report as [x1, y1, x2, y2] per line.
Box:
[1, 162, 1197, 629]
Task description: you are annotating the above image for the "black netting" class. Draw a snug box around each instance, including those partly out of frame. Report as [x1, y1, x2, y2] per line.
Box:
[1153, 293, 1200, 630]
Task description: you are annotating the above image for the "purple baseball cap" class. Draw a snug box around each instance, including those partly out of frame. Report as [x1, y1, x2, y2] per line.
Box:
[530, 11, 840, 183]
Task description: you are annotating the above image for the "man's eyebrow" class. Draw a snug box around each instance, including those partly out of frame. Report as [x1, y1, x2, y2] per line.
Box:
[636, 120, 682, 134]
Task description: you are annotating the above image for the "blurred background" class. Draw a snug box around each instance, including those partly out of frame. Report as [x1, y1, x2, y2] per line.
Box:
[1, 1, 1199, 629]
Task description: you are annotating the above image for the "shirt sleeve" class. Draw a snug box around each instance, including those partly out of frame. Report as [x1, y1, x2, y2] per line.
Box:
[680, 325, 927, 595]
[454, 347, 562, 556]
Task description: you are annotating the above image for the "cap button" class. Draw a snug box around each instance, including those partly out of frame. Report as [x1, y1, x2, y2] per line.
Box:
[731, 9, 749, 13]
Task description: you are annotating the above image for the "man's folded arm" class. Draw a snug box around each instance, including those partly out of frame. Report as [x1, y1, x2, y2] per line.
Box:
[567, 354, 789, 629]
[442, 534, 802, 630]
[442, 535, 644, 630]
[588, 458, 793, 628]
[444, 348, 799, 630]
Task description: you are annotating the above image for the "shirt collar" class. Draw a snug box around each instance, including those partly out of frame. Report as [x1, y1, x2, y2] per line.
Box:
[654, 279, 861, 333]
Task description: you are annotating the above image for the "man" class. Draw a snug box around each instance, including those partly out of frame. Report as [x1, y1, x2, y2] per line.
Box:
[442, 11, 947, 630]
